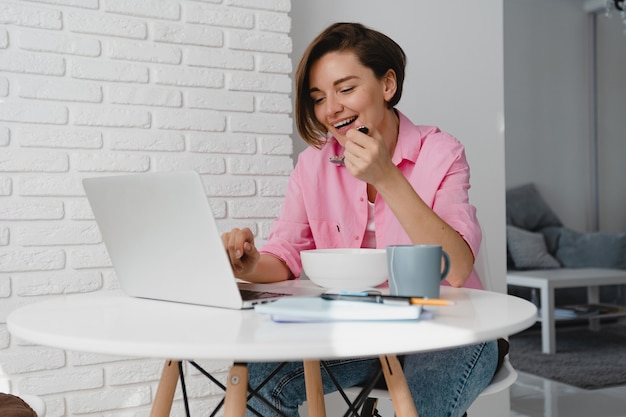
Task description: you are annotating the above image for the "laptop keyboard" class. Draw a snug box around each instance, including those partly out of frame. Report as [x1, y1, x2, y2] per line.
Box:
[239, 289, 291, 301]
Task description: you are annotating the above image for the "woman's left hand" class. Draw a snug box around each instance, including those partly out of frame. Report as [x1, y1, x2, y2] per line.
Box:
[342, 127, 395, 185]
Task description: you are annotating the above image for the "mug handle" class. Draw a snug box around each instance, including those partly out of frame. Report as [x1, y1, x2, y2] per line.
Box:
[440, 251, 450, 281]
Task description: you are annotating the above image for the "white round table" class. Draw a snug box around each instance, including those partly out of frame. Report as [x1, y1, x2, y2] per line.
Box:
[8, 286, 536, 417]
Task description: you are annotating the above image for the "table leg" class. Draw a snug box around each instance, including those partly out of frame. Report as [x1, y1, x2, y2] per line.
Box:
[150, 359, 180, 417]
[540, 284, 556, 354]
[379, 355, 418, 417]
[587, 285, 601, 331]
[303, 360, 327, 417]
[224, 363, 249, 417]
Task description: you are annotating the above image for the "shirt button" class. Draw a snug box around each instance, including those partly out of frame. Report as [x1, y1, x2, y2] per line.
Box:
[354, 236, 359, 240]
[359, 197, 364, 202]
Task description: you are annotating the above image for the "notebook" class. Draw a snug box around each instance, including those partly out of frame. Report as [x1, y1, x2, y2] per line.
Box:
[255, 297, 423, 322]
[83, 170, 322, 309]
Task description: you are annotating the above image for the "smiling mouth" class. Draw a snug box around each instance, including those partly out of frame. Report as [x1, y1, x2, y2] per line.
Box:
[333, 117, 357, 130]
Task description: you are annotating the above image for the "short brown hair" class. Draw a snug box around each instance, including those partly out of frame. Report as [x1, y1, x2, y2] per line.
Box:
[295, 22, 406, 148]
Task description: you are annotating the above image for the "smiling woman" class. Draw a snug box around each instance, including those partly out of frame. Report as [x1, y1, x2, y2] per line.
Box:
[220, 22, 500, 417]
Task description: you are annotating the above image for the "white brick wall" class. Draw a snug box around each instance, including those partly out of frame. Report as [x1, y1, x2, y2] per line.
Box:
[0, 0, 293, 415]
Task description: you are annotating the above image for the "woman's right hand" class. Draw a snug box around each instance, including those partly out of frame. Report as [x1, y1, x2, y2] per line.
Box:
[221, 227, 260, 277]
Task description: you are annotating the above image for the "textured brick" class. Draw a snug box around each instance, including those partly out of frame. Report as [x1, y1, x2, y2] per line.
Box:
[16, 127, 103, 149]
[229, 198, 282, 218]
[260, 135, 292, 155]
[0, 275, 9, 296]
[0, 126, 9, 145]
[257, 54, 292, 74]
[188, 90, 254, 112]
[202, 176, 256, 197]
[154, 22, 223, 47]
[154, 109, 225, 132]
[108, 131, 185, 151]
[154, 154, 226, 174]
[107, 360, 163, 385]
[18, 31, 101, 57]
[225, 0, 290, 12]
[0, 150, 69, 172]
[229, 31, 291, 53]
[0, 28, 8, 48]
[0, 77, 8, 97]
[228, 72, 291, 93]
[70, 59, 149, 83]
[66, 11, 147, 39]
[72, 152, 151, 172]
[0, 176, 12, 195]
[0, 51, 65, 75]
[15, 223, 101, 246]
[70, 246, 112, 269]
[155, 67, 224, 88]
[0, 101, 68, 125]
[106, 40, 182, 64]
[0, 325, 9, 348]
[0, 3, 62, 29]
[229, 155, 293, 175]
[0, 248, 66, 273]
[13, 271, 103, 296]
[109, 85, 182, 108]
[188, 133, 256, 154]
[230, 113, 292, 134]
[258, 177, 289, 197]
[18, 78, 103, 103]
[17, 175, 87, 197]
[74, 106, 151, 128]
[186, 49, 254, 70]
[256, 94, 292, 113]
[18, 368, 104, 395]
[256, 10, 291, 33]
[69, 385, 152, 413]
[104, 0, 181, 20]
[0, 347, 65, 373]
[0, 226, 9, 245]
[25, 0, 99, 8]
[185, 4, 254, 29]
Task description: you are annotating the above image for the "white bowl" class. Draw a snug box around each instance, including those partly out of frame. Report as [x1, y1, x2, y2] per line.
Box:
[300, 248, 388, 290]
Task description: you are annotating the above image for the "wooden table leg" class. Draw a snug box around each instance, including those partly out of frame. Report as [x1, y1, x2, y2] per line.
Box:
[303, 360, 326, 417]
[150, 359, 180, 417]
[379, 355, 419, 417]
[224, 363, 249, 417]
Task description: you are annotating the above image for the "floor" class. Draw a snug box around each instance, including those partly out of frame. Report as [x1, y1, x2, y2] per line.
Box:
[510, 371, 626, 417]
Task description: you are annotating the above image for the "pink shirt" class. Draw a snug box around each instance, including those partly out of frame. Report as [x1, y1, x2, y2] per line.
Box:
[261, 111, 483, 290]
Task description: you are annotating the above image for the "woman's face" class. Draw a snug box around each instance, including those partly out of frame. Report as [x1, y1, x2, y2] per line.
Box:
[308, 51, 396, 146]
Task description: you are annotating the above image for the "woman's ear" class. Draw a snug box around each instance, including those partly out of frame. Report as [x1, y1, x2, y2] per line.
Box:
[382, 69, 398, 102]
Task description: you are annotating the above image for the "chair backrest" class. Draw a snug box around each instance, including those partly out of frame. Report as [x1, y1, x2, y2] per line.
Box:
[474, 226, 494, 291]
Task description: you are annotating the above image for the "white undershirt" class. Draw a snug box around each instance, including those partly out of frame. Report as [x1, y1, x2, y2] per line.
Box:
[362, 201, 376, 248]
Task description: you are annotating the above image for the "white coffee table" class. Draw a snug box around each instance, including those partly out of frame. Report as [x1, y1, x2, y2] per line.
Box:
[507, 268, 626, 354]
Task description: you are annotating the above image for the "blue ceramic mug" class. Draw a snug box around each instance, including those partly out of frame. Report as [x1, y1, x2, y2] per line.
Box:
[386, 244, 450, 298]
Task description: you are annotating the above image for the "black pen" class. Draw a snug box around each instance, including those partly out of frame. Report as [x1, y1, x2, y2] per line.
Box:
[321, 293, 454, 306]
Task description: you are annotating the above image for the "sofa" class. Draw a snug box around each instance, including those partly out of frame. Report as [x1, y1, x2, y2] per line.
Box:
[505, 183, 626, 305]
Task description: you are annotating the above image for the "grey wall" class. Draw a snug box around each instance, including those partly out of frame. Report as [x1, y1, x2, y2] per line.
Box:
[290, 1, 507, 294]
[504, 0, 626, 233]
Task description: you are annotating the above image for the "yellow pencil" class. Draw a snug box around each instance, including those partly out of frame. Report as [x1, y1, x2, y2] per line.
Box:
[409, 298, 454, 306]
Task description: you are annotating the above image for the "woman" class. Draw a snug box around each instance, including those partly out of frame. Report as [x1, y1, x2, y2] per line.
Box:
[222, 22, 498, 417]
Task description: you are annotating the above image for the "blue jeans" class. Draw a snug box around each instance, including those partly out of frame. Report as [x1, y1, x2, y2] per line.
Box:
[244, 340, 498, 417]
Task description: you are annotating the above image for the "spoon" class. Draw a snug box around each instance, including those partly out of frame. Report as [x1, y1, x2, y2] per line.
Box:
[329, 126, 369, 166]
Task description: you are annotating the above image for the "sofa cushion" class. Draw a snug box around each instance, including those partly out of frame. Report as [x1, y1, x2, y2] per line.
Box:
[506, 225, 561, 269]
[556, 228, 626, 269]
[506, 183, 562, 231]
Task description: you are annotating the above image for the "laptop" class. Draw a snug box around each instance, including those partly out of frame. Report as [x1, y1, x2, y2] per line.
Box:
[83, 170, 321, 309]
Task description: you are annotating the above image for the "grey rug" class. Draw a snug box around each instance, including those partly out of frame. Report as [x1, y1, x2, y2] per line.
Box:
[508, 319, 626, 390]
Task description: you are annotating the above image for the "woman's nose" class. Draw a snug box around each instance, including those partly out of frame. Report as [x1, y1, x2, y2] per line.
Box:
[325, 95, 342, 117]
